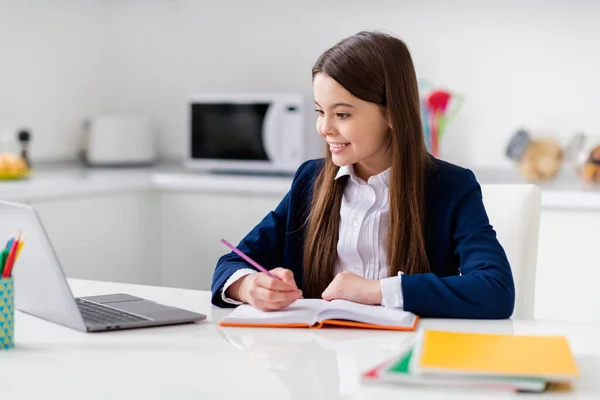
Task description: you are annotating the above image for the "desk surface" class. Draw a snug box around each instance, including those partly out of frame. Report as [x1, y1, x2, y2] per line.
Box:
[3, 279, 600, 400]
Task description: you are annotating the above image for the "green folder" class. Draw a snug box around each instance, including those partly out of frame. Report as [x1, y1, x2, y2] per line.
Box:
[388, 348, 413, 374]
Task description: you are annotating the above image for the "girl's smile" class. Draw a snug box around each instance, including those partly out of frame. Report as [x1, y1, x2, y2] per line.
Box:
[328, 141, 350, 154]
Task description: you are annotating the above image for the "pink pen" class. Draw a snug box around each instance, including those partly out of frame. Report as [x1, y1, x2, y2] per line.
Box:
[220, 238, 282, 281]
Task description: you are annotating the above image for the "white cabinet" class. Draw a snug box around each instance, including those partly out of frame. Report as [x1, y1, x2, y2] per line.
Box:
[158, 191, 283, 290]
[31, 192, 160, 286]
[535, 209, 600, 323]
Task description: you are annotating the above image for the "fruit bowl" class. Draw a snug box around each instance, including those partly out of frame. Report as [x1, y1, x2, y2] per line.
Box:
[0, 168, 31, 180]
[0, 152, 30, 180]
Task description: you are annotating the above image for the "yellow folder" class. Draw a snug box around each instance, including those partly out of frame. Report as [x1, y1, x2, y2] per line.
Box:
[416, 330, 579, 382]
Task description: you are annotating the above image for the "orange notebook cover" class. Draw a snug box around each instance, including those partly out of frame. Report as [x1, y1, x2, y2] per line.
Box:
[413, 330, 579, 382]
[219, 298, 419, 331]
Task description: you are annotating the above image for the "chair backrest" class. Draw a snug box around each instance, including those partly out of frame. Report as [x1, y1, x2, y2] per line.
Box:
[480, 184, 541, 319]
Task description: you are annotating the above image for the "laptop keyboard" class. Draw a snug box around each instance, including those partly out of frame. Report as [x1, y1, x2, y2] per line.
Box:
[76, 298, 151, 325]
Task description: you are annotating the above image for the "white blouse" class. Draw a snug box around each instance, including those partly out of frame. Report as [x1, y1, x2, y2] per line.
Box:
[221, 164, 403, 308]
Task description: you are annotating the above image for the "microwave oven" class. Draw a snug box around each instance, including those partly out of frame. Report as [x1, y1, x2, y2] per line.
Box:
[185, 93, 324, 174]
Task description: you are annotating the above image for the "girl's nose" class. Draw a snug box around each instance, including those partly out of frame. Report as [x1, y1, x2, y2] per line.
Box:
[318, 117, 336, 137]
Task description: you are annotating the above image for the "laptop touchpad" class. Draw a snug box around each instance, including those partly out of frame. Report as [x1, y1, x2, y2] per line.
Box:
[115, 300, 201, 321]
[115, 300, 175, 314]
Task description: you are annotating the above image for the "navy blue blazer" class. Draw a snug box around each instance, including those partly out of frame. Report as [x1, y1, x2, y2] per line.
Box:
[211, 158, 515, 319]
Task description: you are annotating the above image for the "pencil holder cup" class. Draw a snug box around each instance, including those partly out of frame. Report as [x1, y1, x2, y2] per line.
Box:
[0, 277, 14, 349]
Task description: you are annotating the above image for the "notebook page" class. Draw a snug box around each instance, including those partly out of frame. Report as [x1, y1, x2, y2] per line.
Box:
[318, 299, 417, 328]
[222, 299, 329, 325]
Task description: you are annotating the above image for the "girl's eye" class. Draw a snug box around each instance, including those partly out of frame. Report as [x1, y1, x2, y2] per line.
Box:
[314, 109, 324, 116]
[336, 113, 350, 119]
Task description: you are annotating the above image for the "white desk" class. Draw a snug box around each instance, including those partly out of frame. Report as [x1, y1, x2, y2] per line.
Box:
[2, 279, 600, 400]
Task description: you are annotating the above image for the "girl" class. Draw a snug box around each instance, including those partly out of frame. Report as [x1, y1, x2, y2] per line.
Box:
[211, 31, 515, 319]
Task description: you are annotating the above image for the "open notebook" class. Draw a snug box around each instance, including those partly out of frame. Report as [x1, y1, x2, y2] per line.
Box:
[219, 299, 419, 331]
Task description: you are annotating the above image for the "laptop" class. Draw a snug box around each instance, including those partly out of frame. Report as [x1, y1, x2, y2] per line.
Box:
[1, 200, 206, 332]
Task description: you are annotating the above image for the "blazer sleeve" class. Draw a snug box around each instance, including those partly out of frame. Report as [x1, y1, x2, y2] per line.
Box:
[210, 161, 311, 307]
[401, 169, 516, 319]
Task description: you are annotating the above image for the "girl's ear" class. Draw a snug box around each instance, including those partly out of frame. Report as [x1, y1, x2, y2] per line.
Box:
[383, 106, 393, 130]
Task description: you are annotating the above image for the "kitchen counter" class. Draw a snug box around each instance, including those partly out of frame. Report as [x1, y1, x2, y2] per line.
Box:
[0, 162, 294, 201]
[0, 161, 599, 210]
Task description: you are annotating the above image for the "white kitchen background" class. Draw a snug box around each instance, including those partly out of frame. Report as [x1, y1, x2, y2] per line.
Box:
[2, 0, 600, 166]
[1, 0, 599, 322]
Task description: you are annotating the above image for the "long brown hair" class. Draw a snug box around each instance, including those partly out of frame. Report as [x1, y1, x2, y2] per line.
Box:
[303, 31, 432, 298]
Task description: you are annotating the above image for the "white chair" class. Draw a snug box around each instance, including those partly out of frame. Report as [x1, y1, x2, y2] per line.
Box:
[481, 184, 541, 320]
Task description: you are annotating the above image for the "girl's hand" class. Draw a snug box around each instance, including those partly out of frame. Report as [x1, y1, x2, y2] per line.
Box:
[322, 271, 383, 305]
[230, 267, 302, 311]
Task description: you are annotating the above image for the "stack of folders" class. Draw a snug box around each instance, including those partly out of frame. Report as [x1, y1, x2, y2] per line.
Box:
[361, 329, 579, 393]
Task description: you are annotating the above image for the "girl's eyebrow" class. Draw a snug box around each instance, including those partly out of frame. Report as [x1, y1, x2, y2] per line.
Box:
[314, 101, 356, 109]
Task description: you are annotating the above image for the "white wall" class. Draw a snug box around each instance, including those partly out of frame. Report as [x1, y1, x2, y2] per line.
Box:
[2, 0, 600, 168]
[0, 0, 110, 161]
[102, 0, 600, 168]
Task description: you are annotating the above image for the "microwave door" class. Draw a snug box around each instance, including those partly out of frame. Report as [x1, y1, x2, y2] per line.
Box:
[262, 102, 282, 164]
[190, 103, 270, 162]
